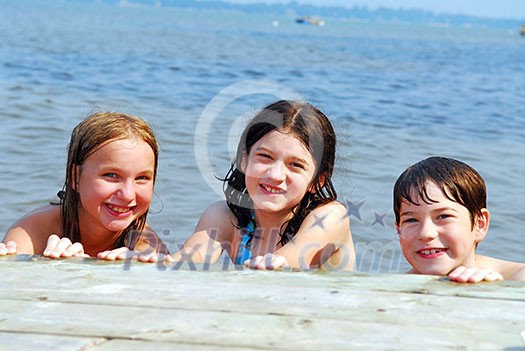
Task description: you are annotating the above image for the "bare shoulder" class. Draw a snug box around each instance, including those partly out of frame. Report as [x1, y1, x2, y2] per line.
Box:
[299, 201, 352, 244]
[4, 204, 62, 254]
[191, 201, 236, 242]
[198, 201, 235, 226]
[309, 200, 348, 217]
[476, 254, 525, 281]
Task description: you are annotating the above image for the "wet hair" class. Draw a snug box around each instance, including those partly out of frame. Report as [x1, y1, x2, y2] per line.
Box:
[223, 99, 337, 245]
[393, 156, 486, 228]
[59, 111, 159, 249]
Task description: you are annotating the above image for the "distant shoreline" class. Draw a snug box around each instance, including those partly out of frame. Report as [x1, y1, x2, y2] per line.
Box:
[74, 0, 525, 29]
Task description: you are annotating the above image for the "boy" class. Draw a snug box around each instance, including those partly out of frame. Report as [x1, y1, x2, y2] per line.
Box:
[393, 156, 524, 283]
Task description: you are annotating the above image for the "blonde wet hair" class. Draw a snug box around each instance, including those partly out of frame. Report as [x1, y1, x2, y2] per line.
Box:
[59, 111, 159, 249]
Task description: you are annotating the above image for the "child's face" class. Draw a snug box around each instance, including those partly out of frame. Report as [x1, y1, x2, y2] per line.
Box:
[76, 137, 155, 236]
[243, 130, 317, 217]
[395, 181, 488, 276]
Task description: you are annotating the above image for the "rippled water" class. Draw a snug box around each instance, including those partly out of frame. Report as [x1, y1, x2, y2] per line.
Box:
[1, 0, 523, 271]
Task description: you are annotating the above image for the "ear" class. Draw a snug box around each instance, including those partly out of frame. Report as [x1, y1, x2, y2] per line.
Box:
[318, 173, 326, 188]
[474, 208, 490, 244]
[240, 153, 247, 173]
[309, 172, 326, 193]
[394, 221, 401, 236]
[71, 164, 80, 191]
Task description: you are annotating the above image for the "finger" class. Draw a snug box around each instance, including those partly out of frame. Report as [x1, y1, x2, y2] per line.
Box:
[137, 251, 157, 262]
[448, 266, 466, 280]
[484, 271, 504, 282]
[470, 270, 503, 282]
[50, 238, 75, 258]
[62, 242, 85, 258]
[164, 254, 175, 263]
[43, 234, 61, 256]
[268, 255, 289, 271]
[72, 252, 90, 258]
[45, 237, 74, 259]
[102, 247, 132, 261]
[451, 267, 478, 283]
[466, 269, 488, 283]
[6, 241, 17, 254]
[448, 266, 469, 282]
[248, 255, 265, 270]
[97, 250, 111, 260]
[0, 244, 6, 256]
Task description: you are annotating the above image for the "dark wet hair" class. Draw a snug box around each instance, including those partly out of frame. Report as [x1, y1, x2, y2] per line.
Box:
[59, 111, 159, 250]
[393, 156, 486, 228]
[223, 99, 337, 245]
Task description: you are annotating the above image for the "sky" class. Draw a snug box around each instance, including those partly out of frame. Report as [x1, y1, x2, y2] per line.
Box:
[223, 0, 525, 20]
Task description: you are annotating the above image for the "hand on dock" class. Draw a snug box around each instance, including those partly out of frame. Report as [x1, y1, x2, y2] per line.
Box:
[448, 266, 504, 283]
[43, 234, 89, 259]
[245, 253, 290, 270]
[97, 247, 172, 262]
[0, 241, 17, 255]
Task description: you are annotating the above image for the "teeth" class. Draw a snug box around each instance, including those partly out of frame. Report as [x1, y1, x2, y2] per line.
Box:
[420, 249, 444, 255]
[107, 204, 131, 213]
[261, 184, 283, 194]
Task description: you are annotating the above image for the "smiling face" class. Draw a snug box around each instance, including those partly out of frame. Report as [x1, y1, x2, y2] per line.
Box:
[396, 181, 489, 276]
[243, 129, 317, 218]
[75, 137, 155, 239]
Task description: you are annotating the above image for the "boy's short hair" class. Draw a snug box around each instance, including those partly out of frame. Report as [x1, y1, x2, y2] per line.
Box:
[393, 156, 486, 228]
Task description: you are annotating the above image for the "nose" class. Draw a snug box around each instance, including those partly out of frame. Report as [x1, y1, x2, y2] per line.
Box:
[417, 219, 439, 241]
[117, 179, 136, 201]
[266, 161, 286, 182]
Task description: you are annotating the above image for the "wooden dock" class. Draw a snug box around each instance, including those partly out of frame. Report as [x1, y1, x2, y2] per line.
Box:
[1, 255, 524, 351]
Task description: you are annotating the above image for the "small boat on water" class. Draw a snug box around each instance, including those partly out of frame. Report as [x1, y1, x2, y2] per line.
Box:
[521, 24, 525, 36]
[295, 17, 325, 26]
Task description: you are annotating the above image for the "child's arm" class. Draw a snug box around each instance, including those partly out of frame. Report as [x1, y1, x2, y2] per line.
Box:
[248, 201, 355, 271]
[97, 226, 170, 261]
[510, 266, 525, 281]
[3, 204, 61, 255]
[170, 201, 234, 264]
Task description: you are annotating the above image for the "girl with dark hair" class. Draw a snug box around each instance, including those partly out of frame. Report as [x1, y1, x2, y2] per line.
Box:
[170, 100, 355, 270]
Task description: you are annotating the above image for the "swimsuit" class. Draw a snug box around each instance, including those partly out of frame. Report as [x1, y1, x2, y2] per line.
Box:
[234, 212, 255, 265]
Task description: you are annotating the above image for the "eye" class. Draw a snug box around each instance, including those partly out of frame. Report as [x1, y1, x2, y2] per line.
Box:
[400, 217, 418, 225]
[103, 173, 118, 179]
[136, 175, 152, 182]
[255, 152, 272, 161]
[289, 162, 306, 171]
[437, 213, 453, 220]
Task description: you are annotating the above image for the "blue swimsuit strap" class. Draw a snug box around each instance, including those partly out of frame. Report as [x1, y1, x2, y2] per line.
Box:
[234, 211, 255, 265]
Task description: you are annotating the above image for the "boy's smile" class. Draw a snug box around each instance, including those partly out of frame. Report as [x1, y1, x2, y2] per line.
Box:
[396, 181, 488, 276]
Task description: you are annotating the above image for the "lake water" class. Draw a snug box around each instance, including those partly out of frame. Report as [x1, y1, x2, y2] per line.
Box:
[1, 0, 523, 272]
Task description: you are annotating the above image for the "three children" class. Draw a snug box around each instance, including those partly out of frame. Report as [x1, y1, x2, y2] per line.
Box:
[1, 106, 523, 282]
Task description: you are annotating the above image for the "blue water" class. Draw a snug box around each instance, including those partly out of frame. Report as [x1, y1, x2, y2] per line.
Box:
[1, 0, 524, 271]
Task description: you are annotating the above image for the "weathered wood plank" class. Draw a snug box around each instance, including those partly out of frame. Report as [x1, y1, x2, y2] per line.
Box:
[0, 331, 103, 351]
[91, 339, 263, 351]
[0, 256, 524, 350]
[0, 298, 521, 350]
